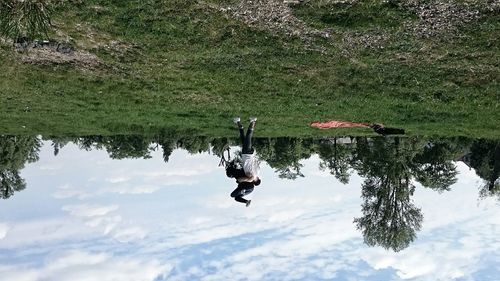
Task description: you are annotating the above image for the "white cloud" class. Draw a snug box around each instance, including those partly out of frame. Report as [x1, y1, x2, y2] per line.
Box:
[101, 179, 198, 195]
[52, 188, 91, 199]
[267, 210, 304, 223]
[60, 204, 150, 243]
[0, 218, 94, 249]
[140, 168, 212, 178]
[112, 227, 148, 243]
[0, 250, 170, 281]
[105, 176, 131, 183]
[0, 223, 9, 240]
[85, 215, 122, 233]
[62, 204, 119, 218]
[105, 185, 161, 194]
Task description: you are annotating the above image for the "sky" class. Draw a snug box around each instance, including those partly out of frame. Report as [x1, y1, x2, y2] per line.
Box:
[0, 141, 499, 281]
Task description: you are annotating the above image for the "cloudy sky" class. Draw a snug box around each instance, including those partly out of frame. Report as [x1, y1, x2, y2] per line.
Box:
[0, 141, 499, 281]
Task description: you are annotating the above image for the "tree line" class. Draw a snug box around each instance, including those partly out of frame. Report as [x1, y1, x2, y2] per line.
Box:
[1, 134, 498, 252]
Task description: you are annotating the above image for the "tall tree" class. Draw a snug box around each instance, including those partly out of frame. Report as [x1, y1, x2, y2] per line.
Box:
[412, 140, 460, 192]
[75, 135, 155, 159]
[468, 139, 500, 200]
[0, 136, 41, 199]
[257, 138, 315, 180]
[353, 137, 423, 252]
[104, 135, 154, 159]
[317, 137, 354, 184]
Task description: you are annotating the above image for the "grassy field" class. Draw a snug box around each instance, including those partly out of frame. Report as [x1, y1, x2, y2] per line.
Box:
[0, 0, 498, 137]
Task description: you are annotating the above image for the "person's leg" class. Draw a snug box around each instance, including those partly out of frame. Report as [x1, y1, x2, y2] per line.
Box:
[234, 196, 249, 204]
[243, 121, 255, 154]
[230, 186, 243, 198]
[238, 123, 245, 146]
[234, 117, 245, 145]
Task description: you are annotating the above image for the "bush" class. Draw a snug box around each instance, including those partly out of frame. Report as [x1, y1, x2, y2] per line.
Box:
[0, 0, 53, 41]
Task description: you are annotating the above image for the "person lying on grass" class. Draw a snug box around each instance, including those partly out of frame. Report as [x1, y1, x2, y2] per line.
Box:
[225, 117, 261, 207]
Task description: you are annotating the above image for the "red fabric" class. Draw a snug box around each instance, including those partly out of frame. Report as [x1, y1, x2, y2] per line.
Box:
[311, 120, 371, 129]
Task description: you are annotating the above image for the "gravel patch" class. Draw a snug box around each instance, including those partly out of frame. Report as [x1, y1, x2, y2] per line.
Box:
[15, 39, 102, 68]
[218, 0, 331, 40]
[21, 48, 101, 68]
[402, 1, 481, 38]
[343, 31, 390, 50]
[216, 0, 497, 46]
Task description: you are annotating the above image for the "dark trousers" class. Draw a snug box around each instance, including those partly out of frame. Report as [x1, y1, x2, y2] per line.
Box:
[234, 196, 249, 204]
[239, 126, 254, 154]
[230, 185, 254, 204]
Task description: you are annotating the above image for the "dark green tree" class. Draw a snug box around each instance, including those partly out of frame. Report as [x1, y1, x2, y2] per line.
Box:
[75, 135, 155, 159]
[353, 137, 423, 252]
[104, 135, 154, 159]
[317, 138, 355, 184]
[256, 138, 315, 180]
[0, 136, 41, 199]
[412, 140, 460, 192]
[467, 140, 500, 200]
[44, 136, 72, 156]
[177, 136, 211, 154]
[157, 137, 178, 163]
[0, 170, 25, 199]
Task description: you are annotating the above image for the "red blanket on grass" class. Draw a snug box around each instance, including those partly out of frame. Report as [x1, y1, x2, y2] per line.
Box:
[311, 120, 371, 129]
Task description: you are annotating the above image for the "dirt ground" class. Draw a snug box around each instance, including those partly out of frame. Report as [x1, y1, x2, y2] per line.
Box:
[217, 0, 497, 46]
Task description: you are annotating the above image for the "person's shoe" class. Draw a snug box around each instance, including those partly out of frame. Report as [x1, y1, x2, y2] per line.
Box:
[246, 200, 252, 207]
[249, 117, 257, 123]
[233, 117, 241, 124]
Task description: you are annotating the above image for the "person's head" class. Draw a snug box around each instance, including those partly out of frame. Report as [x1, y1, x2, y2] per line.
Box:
[253, 177, 261, 186]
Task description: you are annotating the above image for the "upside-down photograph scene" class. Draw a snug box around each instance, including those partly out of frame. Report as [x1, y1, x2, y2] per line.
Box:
[0, 1, 499, 280]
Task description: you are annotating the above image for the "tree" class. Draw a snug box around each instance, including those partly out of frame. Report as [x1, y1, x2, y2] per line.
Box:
[354, 177, 423, 252]
[467, 139, 500, 200]
[0, 170, 26, 199]
[104, 135, 154, 159]
[0, 136, 41, 199]
[177, 136, 211, 154]
[158, 137, 177, 163]
[317, 137, 354, 184]
[412, 140, 459, 192]
[0, 0, 52, 41]
[353, 137, 423, 252]
[256, 138, 315, 180]
[75, 135, 155, 159]
[44, 136, 72, 156]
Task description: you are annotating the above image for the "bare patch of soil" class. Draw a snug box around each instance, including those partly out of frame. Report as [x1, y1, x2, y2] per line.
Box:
[401, 0, 484, 38]
[341, 30, 390, 54]
[12, 21, 140, 69]
[14, 39, 102, 68]
[217, 0, 331, 40]
[21, 48, 101, 68]
[215, 0, 496, 52]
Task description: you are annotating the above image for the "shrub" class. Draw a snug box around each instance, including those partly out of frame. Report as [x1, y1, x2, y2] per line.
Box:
[0, 0, 53, 41]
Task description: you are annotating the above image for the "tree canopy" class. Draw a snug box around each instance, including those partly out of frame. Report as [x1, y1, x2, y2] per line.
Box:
[0, 136, 41, 199]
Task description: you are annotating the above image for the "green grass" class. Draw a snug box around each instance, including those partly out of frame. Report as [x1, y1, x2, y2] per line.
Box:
[0, 0, 498, 138]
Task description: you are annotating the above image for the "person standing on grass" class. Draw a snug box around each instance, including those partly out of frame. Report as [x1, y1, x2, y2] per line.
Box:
[227, 117, 261, 207]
